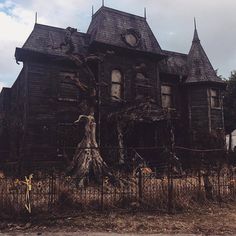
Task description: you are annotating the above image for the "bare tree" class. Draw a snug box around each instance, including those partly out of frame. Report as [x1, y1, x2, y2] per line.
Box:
[57, 27, 115, 184]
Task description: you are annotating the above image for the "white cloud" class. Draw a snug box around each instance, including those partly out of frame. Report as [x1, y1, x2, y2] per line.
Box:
[0, 0, 235, 89]
[0, 82, 6, 92]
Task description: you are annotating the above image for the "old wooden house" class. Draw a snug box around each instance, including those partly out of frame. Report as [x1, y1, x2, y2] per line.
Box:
[0, 6, 226, 171]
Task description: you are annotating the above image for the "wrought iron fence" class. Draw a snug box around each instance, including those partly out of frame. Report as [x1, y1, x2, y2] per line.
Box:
[1, 166, 236, 216]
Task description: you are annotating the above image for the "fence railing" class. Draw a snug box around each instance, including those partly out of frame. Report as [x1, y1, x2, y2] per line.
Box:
[1, 167, 236, 216]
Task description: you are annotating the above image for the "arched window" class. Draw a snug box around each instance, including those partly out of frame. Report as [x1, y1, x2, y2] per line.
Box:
[111, 69, 123, 101]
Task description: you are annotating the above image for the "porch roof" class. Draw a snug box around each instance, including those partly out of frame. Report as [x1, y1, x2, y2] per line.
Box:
[108, 99, 178, 123]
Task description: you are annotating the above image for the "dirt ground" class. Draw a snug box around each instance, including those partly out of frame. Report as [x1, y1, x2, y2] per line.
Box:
[1, 203, 236, 235]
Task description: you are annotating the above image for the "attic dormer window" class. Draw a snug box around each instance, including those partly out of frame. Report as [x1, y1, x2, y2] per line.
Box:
[125, 34, 137, 47]
[121, 28, 141, 48]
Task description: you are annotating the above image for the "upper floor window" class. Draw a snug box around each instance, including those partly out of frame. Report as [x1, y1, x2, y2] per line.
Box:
[161, 85, 173, 108]
[58, 72, 80, 102]
[210, 89, 221, 108]
[135, 73, 151, 99]
[111, 69, 123, 101]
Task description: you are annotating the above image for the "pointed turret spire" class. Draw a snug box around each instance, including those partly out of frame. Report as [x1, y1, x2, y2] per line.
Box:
[185, 19, 224, 84]
[193, 17, 200, 42]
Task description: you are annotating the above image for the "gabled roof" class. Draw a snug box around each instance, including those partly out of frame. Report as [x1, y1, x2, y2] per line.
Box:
[185, 21, 224, 85]
[87, 6, 162, 55]
[21, 24, 89, 58]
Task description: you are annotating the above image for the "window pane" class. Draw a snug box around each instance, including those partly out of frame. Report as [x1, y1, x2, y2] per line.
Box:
[59, 72, 79, 100]
[211, 97, 220, 108]
[161, 85, 172, 94]
[125, 34, 137, 46]
[111, 84, 121, 100]
[112, 70, 122, 83]
[211, 89, 220, 108]
[136, 73, 146, 81]
[161, 85, 173, 108]
[162, 95, 172, 108]
[211, 89, 217, 97]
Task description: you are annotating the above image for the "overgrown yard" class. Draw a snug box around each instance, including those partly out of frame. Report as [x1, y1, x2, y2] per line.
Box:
[1, 202, 236, 235]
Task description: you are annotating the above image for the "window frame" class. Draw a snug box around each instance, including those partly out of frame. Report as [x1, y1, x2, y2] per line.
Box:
[58, 72, 80, 102]
[161, 84, 174, 108]
[210, 88, 221, 109]
[111, 69, 123, 101]
[135, 72, 151, 99]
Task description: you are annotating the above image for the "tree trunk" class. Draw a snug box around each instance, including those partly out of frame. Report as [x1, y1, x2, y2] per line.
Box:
[229, 132, 232, 151]
[67, 115, 115, 186]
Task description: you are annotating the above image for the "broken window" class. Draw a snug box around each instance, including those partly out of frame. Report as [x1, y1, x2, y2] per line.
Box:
[210, 89, 220, 108]
[161, 85, 173, 108]
[111, 69, 123, 101]
[135, 73, 151, 99]
[58, 72, 79, 101]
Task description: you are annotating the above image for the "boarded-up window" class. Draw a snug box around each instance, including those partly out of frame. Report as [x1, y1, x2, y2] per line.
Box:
[58, 72, 79, 101]
[135, 73, 151, 99]
[211, 89, 220, 108]
[111, 70, 123, 101]
[161, 85, 173, 108]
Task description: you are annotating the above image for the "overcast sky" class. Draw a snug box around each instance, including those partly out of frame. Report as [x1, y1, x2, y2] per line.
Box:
[0, 0, 235, 92]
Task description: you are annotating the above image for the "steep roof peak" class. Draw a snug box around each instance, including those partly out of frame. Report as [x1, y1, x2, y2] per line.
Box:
[185, 20, 225, 85]
[193, 18, 200, 43]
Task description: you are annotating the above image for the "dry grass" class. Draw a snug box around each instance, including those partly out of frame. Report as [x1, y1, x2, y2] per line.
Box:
[2, 203, 236, 234]
[0, 173, 235, 215]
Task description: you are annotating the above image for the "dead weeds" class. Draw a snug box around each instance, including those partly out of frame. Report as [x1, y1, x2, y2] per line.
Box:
[1, 203, 236, 234]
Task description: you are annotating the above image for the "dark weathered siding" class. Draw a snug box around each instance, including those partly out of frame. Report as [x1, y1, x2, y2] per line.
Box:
[8, 68, 27, 161]
[188, 86, 209, 131]
[23, 61, 85, 164]
[211, 108, 223, 130]
[0, 88, 11, 160]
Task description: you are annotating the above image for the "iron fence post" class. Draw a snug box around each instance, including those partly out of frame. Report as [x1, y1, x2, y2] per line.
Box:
[198, 168, 201, 200]
[168, 161, 173, 214]
[217, 167, 221, 205]
[138, 168, 143, 204]
[101, 170, 104, 211]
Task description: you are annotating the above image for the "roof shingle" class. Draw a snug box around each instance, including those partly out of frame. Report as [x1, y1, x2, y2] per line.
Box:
[185, 26, 224, 84]
[22, 24, 89, 57]
[87, 6, 162, 55]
